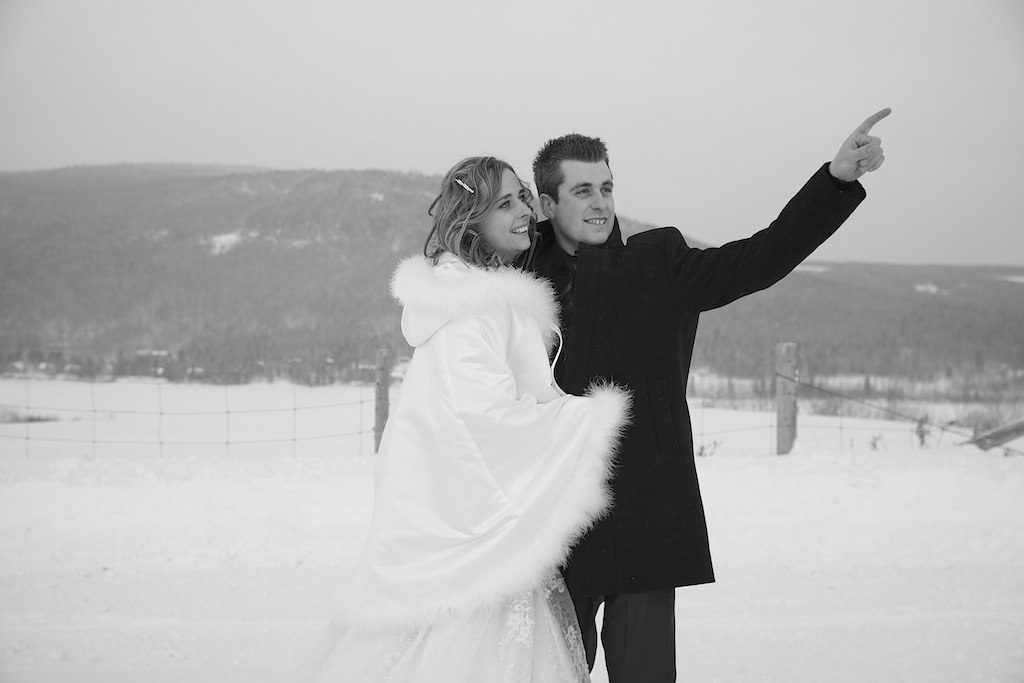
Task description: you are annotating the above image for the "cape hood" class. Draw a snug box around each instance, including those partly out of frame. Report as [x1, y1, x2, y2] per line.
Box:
[391, 254, 560, 349]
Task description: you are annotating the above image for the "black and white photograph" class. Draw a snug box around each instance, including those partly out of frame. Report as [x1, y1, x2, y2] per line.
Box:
[1, 1, 1022, 681]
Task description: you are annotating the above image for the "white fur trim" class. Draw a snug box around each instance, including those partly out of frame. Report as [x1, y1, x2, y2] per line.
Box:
[391, 256, 559, 348]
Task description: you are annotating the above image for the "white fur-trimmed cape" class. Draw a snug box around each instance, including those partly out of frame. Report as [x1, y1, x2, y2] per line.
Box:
[329, 254, 631, 630]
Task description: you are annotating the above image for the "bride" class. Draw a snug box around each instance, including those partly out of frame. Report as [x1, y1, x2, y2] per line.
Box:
[300, 156, 630, 682]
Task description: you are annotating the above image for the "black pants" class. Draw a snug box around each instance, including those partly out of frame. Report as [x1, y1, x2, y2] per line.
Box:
[572, 588, 677, 683]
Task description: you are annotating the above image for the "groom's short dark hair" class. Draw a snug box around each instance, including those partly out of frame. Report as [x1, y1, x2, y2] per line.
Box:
[532, 133, 610, 201]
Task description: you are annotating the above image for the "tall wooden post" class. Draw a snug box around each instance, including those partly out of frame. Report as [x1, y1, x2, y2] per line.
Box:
[374, 348, 391, 453]
[775, 342, 798, 455]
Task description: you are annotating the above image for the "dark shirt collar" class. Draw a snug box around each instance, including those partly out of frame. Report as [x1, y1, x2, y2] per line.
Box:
[533, 217, 623, 263]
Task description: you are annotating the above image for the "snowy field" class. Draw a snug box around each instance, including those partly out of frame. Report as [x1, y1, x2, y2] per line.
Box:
[1, 378, 1022, 682]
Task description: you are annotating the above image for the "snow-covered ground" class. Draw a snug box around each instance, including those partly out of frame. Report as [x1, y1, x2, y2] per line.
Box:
[1, 378, 1022, 682]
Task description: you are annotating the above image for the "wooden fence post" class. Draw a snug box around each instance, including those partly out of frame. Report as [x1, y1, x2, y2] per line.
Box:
[374, 348, 392, 453]
[775, 342, 798, 455]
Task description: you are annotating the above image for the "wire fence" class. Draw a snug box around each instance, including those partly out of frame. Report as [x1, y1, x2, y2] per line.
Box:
[1, 372, 1020, 459]
[797, 372, 1024, 455]
[0, 376, 379, 459]
[691, 372, 1023, 457]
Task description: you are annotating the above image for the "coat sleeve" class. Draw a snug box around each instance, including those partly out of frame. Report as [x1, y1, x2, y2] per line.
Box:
[437, 309, 630, 518]
[666, 162, 865, 312]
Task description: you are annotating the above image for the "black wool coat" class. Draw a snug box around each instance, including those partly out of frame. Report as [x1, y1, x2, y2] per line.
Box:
[528, 163, 866, 596]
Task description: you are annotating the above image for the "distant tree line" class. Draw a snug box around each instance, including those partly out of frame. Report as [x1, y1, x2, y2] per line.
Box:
[0, 335, 402, 386]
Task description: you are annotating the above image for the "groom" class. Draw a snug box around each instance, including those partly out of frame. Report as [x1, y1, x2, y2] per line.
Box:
[528, 110, 890, 681]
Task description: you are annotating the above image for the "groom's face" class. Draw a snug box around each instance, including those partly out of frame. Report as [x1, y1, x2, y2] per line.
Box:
[540, 160, 615, 255]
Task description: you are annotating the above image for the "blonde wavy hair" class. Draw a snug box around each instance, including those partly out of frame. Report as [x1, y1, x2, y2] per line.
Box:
[424, 156, 536, 268]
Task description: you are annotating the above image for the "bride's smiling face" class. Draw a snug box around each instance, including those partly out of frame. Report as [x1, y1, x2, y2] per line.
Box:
[478, 169, 535, 261]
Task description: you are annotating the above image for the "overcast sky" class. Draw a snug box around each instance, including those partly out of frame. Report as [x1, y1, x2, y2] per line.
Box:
[1, 0, 1022, 266]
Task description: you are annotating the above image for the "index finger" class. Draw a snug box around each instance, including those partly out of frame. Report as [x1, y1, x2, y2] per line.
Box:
[856, 107, 892, 134]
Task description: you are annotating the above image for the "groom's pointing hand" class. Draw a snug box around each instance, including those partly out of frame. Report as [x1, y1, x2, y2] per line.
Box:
[829, 108, 892, 182]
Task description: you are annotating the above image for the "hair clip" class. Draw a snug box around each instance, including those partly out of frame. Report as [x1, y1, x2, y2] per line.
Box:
[454, 177, 475, 194]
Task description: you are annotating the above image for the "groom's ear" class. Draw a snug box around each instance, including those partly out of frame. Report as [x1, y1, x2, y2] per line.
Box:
[539, 194, 556, 220]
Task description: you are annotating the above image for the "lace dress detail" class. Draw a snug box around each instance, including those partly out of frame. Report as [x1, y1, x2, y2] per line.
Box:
[497, 592, 535, 662]
[545, 576, 590, 682]
[300, 574, 589, 682]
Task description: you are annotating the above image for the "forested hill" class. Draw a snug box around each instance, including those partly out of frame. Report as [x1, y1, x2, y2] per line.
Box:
[696, 261, 1024, 379]
[1, 164, 1022, 382]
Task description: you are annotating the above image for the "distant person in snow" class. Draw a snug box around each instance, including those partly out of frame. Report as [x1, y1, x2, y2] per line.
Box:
[526, 109, 891, 682]
[300, 155, 630, 682]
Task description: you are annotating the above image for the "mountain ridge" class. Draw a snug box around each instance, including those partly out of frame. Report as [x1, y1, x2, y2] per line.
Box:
[2, 164, 1021, 383]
